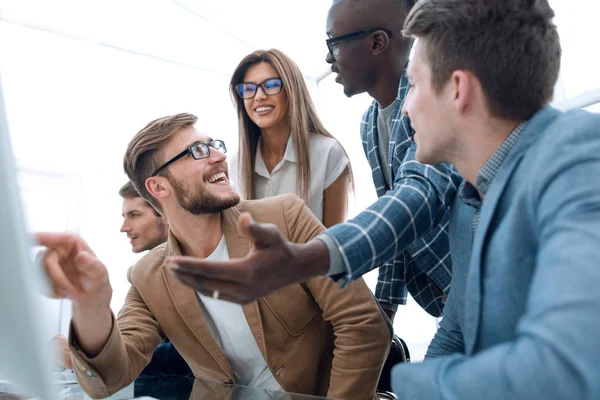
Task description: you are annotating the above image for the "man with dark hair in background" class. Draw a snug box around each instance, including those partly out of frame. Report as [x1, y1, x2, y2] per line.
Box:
[118, 181, 168, 254]
[117, 181, 193, 384]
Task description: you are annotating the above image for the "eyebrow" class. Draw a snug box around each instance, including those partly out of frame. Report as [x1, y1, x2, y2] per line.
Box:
[122, 209, 143, 217]
[241, 77, 280, 85]
[188, 139, 213, 147]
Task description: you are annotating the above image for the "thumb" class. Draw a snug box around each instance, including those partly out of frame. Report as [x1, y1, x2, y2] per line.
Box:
[74, 251, 108, 292]
[239, 213, 281, 249]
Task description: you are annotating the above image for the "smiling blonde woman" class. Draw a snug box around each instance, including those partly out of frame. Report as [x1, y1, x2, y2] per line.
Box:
[229, 49, 353, 227]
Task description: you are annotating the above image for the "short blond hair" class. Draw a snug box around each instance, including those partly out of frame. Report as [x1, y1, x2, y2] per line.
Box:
[123, 113, 198, 211]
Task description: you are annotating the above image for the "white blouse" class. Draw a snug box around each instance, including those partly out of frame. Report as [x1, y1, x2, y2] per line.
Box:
[229, 134, 349, 222]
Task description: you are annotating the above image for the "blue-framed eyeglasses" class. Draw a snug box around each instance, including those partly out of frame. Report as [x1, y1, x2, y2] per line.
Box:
[235, 77, 283, 99]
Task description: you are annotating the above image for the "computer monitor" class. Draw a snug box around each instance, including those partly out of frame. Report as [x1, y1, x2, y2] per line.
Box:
[0, 74, 58, 400]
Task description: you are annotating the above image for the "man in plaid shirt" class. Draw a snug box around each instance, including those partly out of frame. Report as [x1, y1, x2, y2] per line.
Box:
[320, 0, 461, 320]
[168, 0, 463, 321]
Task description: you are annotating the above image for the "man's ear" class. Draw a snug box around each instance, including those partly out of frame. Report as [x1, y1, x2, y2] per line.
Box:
[450, 70, 477, 115]
[372, 31, 391, 55]
[145, 176, 170, 202]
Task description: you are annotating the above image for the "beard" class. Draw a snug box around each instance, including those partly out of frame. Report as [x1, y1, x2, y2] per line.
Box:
[168, 173, 240, 215]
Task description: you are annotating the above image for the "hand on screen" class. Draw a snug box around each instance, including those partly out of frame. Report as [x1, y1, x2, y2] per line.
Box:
[35, 233, 112, 310]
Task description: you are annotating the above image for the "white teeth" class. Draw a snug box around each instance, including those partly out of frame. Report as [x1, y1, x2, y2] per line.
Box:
[255, 106, 274, 113]
[208, 172, 226, 183]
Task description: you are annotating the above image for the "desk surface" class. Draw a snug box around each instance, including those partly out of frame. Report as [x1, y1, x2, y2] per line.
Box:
[2, 374, 334, 400]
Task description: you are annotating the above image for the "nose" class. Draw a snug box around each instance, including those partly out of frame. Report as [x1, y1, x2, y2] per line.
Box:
[325, 51, 334, 64]
[208, 146, 227, 163]
[120, 221, 130, 233]
[254, 86, 268, 100]
[401, 98, 409, 117]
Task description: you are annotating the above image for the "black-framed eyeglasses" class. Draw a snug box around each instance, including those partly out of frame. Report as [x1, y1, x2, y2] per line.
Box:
[151, 140, 227, 177]
[235, 77, 283, 100]
[326, 28, 393, 59]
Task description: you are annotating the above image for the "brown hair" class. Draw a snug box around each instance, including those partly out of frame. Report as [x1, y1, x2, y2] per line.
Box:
[403, 0, 561, 120]
[118, 181, 140, 199]
[123, 113, 198, 211]
[118, 181, 161, 216]
[230, 48, 354, 201]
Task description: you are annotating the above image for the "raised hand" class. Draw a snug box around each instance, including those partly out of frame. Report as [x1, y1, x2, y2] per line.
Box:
[36, 232, 113, 356]
[168, 213, 329, 304]
[36, 232, 112, 308]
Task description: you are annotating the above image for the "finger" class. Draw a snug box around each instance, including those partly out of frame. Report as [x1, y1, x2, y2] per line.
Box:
[238, 213, 281, 249]
[36, 232, 95, 257]
[75, 251, 107, 279]
[53, 334, 68, 342]
[74, 251, 109, 292]
[43, 250, 79, 298]
[238, 213, 254, 241]
[36, 232, 76, 251]
[171, 269, 249, 304]
[166, 256, 250, 282]
[170, 268, 207, 292]
[35, 250, 63, 297]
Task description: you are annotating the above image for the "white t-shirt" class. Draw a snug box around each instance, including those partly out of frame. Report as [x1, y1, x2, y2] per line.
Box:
[229, 134, 349, 222]
[196, 235, 283, 391]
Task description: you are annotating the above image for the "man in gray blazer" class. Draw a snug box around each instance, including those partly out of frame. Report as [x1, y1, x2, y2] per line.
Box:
[391, 0, 600, 399]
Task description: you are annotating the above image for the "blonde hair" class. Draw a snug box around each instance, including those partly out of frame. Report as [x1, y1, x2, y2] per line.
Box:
[230, 48, 354, 202]
[123, 113, 198, 211]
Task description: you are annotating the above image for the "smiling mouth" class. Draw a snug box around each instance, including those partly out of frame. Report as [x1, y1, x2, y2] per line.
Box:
[254, 106, 274, 115]
[207, 172, 228, 184]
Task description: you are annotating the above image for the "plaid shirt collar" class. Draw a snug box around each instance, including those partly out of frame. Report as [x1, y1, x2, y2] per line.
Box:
[460, 120, 529, 208]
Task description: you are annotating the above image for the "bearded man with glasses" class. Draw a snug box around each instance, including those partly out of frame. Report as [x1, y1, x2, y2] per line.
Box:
[36, 113, 390, 400]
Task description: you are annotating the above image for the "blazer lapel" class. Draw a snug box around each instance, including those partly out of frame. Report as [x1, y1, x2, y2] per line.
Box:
[463, 107, 562, 354]
[161, 232, 233, 379]
[463, 152, 525, 354]
[221, 207, 268, 360]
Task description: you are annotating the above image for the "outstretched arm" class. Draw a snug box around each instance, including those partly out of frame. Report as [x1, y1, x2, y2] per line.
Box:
[37, 233, 113, 356]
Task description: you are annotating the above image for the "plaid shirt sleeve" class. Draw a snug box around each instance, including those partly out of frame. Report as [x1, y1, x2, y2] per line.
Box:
[324, 71, 462, 316]
[324, 143, 460, 314]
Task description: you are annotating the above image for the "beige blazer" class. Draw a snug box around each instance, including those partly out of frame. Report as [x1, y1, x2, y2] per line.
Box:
[69, 194, 391, 399]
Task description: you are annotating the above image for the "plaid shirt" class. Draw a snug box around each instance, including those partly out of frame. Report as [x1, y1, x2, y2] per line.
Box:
[324, 68, 462, 317]
[459, 121, 528, 231]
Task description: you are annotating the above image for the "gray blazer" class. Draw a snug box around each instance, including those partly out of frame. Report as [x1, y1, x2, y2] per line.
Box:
[392, 106, 600, 399]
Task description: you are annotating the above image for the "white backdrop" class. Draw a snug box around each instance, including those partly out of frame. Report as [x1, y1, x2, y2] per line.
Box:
[1, 0, 598, 361]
